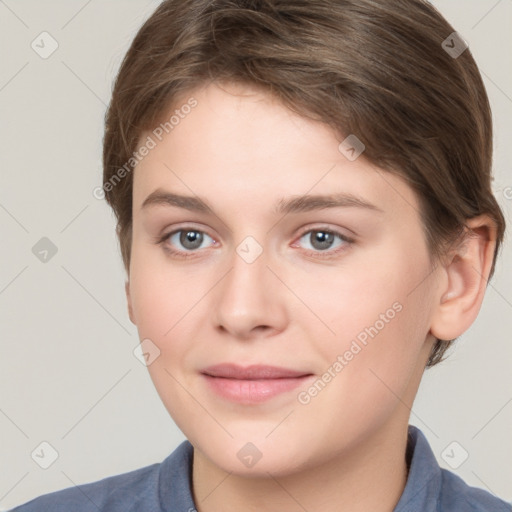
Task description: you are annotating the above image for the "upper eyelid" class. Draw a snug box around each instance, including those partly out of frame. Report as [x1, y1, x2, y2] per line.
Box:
[296, 224, 353, 239]
[164, 224, 216, 241]
[163, 223, 350, 236]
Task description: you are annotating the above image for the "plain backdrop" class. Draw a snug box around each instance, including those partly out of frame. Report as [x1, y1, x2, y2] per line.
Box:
[0, 0, 511, 509]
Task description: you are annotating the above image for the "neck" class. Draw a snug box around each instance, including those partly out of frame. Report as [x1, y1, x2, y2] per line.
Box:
[191, 419, 410, 512]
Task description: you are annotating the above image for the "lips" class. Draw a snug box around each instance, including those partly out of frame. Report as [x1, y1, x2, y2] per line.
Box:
[202, 363, 311, 379]
[201, 363, 314, 403]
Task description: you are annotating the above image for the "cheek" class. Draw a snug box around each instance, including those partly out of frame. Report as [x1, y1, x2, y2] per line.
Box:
[130, 278, 173, 341]
[292, 301, 430, 446]
[306, 246, 433, 396]
[128, 246, 201, 339]
[298, 259, 424, 354]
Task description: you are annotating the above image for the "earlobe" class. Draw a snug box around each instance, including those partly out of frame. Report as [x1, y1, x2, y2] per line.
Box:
[125, 280, 136, 325]
[430, 215, 497, 341]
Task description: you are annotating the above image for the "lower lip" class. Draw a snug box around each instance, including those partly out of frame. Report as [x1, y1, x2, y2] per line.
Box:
[202, 374, 314, 403]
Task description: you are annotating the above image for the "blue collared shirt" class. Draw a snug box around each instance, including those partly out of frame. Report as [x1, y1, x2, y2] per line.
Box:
[10, 425, 511, 511]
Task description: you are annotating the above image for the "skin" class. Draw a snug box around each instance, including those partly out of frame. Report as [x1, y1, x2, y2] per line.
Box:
[126, 81, 496, 512]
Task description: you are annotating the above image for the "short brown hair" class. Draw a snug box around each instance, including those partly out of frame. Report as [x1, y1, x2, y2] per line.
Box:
[102, 0, 506, 367]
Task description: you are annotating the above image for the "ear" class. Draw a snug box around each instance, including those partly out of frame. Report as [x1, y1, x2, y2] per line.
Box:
[125, 280, 136, 325]
[430, 215, 497, 341]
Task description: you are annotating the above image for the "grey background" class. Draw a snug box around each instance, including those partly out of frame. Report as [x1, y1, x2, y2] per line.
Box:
[0, 0, 511, 509]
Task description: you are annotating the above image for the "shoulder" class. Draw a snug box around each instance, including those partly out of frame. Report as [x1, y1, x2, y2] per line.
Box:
[10, 440, 194, 512]
[10, 463, 160, 512]
[438, 468, 511, 512]
[396, 426, 510, 512]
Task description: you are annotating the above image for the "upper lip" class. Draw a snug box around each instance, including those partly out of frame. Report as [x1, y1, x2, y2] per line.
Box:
[201, 363, 312, 380]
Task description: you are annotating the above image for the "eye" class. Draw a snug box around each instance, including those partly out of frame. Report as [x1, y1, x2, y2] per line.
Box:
[156, 225, 353, 260]
[158, 228, 216, 258]
[293, 227, 353, 258]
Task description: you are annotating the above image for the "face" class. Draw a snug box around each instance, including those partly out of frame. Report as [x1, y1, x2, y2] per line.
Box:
[127, 81, 438, 476]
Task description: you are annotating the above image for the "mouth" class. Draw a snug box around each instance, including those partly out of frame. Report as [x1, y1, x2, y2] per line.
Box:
[201, 363, 315, 403]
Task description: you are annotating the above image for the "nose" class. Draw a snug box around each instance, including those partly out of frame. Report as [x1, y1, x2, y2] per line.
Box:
[213, 240, 287, 340]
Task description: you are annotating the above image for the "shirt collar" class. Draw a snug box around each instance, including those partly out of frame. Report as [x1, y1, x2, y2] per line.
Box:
[393, 425, 441, 512]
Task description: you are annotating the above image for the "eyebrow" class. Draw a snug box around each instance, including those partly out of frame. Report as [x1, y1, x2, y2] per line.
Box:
[141, 189, 383, 215]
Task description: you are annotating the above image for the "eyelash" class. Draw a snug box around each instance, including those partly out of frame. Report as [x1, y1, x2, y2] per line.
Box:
[155, 225, 354, 260]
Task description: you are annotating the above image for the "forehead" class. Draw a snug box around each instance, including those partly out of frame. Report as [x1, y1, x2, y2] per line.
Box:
[132, 82, 420, 221]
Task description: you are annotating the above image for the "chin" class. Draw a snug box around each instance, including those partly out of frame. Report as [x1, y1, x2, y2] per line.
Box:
[191, 428, 320, 478]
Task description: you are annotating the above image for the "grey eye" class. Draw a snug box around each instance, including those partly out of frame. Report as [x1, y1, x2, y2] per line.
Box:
[169, 230, 213, 251]
[299, 230, 344, 252]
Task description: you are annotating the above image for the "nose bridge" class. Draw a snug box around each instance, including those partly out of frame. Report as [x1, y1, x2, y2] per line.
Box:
[223, 233, 270, 304]
[213, 232, 285, 337]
